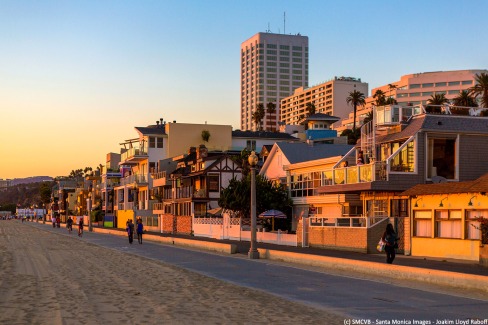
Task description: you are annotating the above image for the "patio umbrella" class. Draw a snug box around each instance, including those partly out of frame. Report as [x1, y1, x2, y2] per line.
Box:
[258, 209, 287, 218]
[207, 207, 223, 216]
[258, 209, 287, 231]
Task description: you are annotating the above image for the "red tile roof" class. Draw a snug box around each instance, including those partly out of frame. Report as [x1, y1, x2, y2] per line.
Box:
[401, 173, 488, 196]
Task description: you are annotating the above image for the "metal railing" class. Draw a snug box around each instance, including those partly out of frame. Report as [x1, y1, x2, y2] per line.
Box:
[309, 215, 387, 228]
[121, 147, 148, 161]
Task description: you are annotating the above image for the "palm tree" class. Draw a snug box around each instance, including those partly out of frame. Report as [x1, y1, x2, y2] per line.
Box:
[305, 102, 316, 117]
[387, 84, 397, 103]
[346, 90, 366, 132]
[427, 93, 449, 105]
[373, 89, 386, 106]
[453, 90, 478, 107]
[252, 103, 265, 131]
[469, 72, 488, 108]
[266, 102, 276, 131]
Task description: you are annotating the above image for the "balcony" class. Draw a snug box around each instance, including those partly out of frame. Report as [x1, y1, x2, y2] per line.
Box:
[121, 147, 148, 164]
[151, 171, 169, 187]
[120, 174, 148, 187]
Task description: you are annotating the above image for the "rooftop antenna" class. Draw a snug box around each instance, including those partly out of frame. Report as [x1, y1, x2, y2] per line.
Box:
[267, 22, 270, 33]
[284, 12, 286, 34]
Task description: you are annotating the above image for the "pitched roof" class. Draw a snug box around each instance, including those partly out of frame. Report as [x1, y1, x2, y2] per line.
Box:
[276, 142, 353, 164]
[373, 114, 488, 145]
[305, 113, 340, 122]
[232, 130, 297, 140]
[135, 125, 166, 135]
[401, 172, 488, 196]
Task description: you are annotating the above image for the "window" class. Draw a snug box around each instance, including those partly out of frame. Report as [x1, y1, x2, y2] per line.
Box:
[267, 44, 277, 49]
[292, 46, 302, 51]
[466, 210, 488, 239]
[461, 80, 473, 85]
[409, 92, 421, 97]
[410, 84, 421, 89]
[448, 90, 461, 95]
[414, 210, 432, 237]
[267, 56, 277, 61]
[207, 174, 220, 192]
[290, 172, 322, 197]
[390, 140, 415, 172]
[422, 92, 433, 96]
[279, 51, 289, 55]
[280, 57, 289, 61]
[157, 137, 163, 148]
[279, 45, 289, 50]
[435, 82, 447, 87]
[427, 136, 457, 180]
[448, 81, 460, 86]
[435, 210, 462, 238]
[422, 83, 434, 88]
[149, 137, 155, 148]
[246, 140, 256, 151]
[279, 63, 289, 67]
[266, 50, 276, 55]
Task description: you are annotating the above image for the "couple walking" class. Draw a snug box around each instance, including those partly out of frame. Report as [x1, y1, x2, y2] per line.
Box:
[126, 219, 144, 244]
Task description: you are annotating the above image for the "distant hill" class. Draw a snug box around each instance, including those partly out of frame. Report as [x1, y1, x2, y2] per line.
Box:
[9, 176, 53, 186]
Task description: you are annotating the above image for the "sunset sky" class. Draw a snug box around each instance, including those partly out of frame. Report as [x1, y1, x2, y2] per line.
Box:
[1, 0, 487, 179]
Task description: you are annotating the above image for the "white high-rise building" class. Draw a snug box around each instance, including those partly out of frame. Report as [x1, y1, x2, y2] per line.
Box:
[240, 32, 308, 131]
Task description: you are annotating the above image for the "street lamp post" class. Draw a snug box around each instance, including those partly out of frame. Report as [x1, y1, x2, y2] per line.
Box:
[87, 192, 93, 232]
[248, 151, 260, 259]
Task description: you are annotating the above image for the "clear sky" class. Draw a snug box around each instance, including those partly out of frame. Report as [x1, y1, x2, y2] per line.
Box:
[1, 0, 487, 179]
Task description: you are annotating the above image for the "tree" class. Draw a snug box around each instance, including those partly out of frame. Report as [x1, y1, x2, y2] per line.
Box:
[453, 90, 478, 107]
[373, 90, 386, 106]
[469, 72, 488, 108]
[218, 175, 292, 223]
[305, 102, 316, 117]
[427, 93, 449, 105]
[39, 182, 53, 205]
[266, 102, 276, 131]
[346, 90, 366, 133]
[362, 111, 374, 125]
[201, 130, 211, 143]
[252, 103, 265, 131]
[387, 83, 397, 102]
[340, 128, 360, 145]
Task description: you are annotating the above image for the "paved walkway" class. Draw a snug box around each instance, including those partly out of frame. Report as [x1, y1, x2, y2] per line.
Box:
[28, 220, 488, 276]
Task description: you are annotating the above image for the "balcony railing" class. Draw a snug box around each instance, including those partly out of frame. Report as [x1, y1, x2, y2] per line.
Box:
[121, 147, 148, 162]
[331, 162, 386, 185]
[120, 174, 148, 186]
[151, 171, 167, 179]
[309, 215, 386, 228]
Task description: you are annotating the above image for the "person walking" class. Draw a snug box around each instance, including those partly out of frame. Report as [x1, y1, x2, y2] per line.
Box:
[78, 218, 84, 237]
[126, 219, 134, 244]
[136, 218, 144, 244]
[52, 215, 56, 228]
[382, 223, 398, 264]
[67, 217, 73, 234]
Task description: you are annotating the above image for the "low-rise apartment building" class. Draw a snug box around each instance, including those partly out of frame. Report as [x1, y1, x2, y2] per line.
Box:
[280, 76, 368, 126]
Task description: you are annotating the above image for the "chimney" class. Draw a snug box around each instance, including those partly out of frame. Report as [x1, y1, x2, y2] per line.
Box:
[197, 144, 208, 160]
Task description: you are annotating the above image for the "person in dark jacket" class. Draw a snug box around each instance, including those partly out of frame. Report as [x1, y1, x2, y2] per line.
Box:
[126, 219, 134, 244]
[136, 218, 144, 244]
[382, 223, 398, 264]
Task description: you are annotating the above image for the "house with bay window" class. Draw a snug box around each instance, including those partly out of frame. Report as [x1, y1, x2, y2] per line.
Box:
[309, 104, 488, 254]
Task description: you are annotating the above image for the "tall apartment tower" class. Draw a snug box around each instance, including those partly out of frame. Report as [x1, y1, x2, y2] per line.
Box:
[240, 32, 309, 131]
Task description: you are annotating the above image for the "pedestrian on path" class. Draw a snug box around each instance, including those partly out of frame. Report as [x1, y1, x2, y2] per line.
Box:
[382, 223, 398, 264]
[126, 219, 134, 244]
[136, 218, 144, 244]
[52, 216, 56, 228]
[78, 218, 84, 237]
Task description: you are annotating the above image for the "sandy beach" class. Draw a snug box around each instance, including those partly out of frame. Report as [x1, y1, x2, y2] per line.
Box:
[0, 221, 344, 324]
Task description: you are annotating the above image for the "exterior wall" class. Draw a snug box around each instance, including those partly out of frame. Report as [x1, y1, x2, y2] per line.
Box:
[458, 134, 488, 181]
[260, 151, 290, 182]
[308, 226, 368, 252]
[161, 213, 176, 234]
[116, 210, 134, 229]
[166, 123, 232, 157]
[411, 192, 486, 261]
[412, 237, 480, 261]
[240, 32, 309, 131]
[280, 78, 368, 126]
[231, 137, 291, 152]
[176, 215, 192, 234]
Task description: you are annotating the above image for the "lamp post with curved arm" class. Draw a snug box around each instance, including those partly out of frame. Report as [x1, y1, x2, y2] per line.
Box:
[248, 151, 260, 259]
